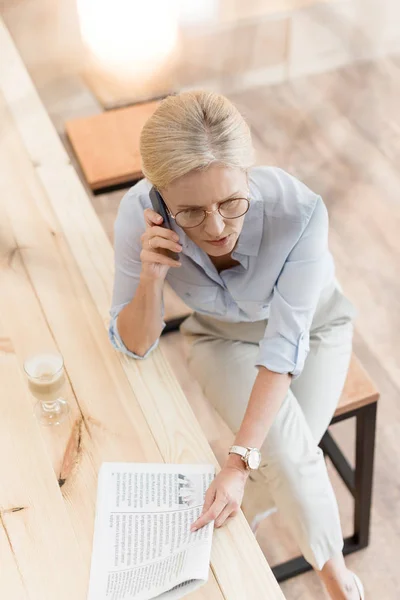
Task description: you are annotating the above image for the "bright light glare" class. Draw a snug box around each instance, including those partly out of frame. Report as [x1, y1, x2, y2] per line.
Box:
[77, 0, 180, 78]
[178, 0, 218, 24]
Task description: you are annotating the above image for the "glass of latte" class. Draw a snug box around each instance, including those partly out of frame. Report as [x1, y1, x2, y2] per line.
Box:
[24, 352, 70, 426]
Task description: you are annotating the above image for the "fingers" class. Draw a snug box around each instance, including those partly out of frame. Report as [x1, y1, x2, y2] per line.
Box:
[144, 208, 164, 227]
[140, 249, 181, 268]
[142, 225, 180, 242]
[152, 227, 180, 242]
[201, 488, 216, 517]
[189, 488, 215, 533]
[148, 235, 182, 254]
[215, 506, 239, 528]
[141, 227, 181, 252]
[140, 219, 182, 269]
[190, 493, 226, 532]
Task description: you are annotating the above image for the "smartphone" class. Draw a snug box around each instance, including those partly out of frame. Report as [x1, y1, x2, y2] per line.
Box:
[149, 186, 180, 262]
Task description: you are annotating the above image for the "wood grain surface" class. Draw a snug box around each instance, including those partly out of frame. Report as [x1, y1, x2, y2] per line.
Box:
[0, 17, 285, 600]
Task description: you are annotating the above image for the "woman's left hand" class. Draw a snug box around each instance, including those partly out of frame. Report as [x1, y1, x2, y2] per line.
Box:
[190, 465, 248, 532]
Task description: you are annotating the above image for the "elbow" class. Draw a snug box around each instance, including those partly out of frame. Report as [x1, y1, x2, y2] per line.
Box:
[126, 338, 159, 359]
[110, 334, 160, 360]
[108, 316, 160, 360]
[255, 331, 310, 380]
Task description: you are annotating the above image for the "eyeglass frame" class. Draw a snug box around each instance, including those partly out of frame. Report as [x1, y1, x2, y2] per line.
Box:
[159, 194, 251, 229]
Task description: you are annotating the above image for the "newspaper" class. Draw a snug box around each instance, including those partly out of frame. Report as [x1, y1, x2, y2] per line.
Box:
[87, 462, 216, 600]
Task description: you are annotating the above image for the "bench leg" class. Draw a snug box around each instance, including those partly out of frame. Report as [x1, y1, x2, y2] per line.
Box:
[160, 316, 188, 335]
[354, 401, 377, 548]
[271, 402, 377, 583]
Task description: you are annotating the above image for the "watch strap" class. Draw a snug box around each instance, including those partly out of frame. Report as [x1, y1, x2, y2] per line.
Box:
[229, 445, 248, 459]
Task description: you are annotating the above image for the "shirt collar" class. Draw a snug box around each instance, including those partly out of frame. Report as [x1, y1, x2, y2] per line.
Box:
[232, 180, 264, 257]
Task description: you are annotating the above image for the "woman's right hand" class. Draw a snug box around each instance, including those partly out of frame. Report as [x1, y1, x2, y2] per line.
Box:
[140, 208, 182, 281]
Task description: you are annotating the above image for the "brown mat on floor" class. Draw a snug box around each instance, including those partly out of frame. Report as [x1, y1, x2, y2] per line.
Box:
[65, 100, 160, 191]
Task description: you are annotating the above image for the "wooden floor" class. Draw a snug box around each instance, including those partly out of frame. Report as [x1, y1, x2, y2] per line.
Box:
[2, 3, 400, 597]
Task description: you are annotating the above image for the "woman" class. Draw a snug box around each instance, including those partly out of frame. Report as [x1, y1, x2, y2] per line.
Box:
[109, 90, 363, 599]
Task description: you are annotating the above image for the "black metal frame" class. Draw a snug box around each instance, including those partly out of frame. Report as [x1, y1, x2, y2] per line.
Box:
[271, 401, 378, 582]
[161, 316, 188, 335]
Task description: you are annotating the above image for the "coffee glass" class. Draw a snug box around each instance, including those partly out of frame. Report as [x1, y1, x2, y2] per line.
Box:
[24, 352, 70, 426]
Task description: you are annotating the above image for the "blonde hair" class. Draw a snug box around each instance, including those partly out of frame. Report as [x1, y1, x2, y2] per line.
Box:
[139, 90, 255, 190]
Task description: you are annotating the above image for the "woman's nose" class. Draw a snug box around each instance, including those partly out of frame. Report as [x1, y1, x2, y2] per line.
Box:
[203, 211, 225, 237]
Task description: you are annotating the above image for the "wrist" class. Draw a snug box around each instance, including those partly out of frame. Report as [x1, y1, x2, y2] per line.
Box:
[139, 272, 165, 288]
[224, 453, 249, 478]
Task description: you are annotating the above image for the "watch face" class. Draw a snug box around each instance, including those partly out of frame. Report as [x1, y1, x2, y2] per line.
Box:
[247, 449, 261, 470]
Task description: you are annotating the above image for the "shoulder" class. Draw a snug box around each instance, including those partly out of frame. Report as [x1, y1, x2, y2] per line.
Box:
[116, 178, 153, 223]
[248, 165, 324, 225]
[114, 178, 153, 243]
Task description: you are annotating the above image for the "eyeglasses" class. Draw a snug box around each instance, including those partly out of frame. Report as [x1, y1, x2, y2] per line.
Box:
[165, 197, 250, 229]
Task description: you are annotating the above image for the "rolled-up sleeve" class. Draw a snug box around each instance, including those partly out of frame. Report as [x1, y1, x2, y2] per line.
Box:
[108, 303, 164, 359]
[255, 195, 329, 378]
[109, 188, 166, 359]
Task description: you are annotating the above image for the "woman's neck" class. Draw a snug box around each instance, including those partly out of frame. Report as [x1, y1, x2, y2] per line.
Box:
[209, 254, 240, 273]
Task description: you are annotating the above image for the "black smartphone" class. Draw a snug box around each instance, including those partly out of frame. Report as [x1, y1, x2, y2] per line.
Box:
[149, 186, 180, 262]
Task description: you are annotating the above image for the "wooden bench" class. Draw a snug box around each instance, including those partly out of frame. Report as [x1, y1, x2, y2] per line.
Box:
[0, 18, 286, 600]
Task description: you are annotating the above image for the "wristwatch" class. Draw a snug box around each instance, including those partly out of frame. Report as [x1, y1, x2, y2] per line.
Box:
[228, 445, 261, 471]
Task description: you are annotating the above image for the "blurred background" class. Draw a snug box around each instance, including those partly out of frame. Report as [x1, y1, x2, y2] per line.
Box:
[2, 0, 399, 597]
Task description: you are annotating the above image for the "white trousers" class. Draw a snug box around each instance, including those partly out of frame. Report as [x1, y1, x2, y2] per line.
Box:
[180, 282, 356, 570]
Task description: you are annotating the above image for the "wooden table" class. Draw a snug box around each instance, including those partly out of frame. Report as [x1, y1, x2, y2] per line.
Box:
[0, 19, 285, 600]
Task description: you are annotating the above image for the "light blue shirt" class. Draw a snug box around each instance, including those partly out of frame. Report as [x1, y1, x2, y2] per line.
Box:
[109, 166, 335, 378]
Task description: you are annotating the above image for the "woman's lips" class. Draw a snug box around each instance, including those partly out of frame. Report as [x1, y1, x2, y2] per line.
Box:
[205, 235, 231, 247]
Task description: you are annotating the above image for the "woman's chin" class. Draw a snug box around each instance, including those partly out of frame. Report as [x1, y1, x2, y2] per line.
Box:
[201, 234, 236, 255]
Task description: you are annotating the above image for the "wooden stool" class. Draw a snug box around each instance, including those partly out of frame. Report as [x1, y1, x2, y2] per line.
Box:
[65, 101, 161, 192]
[272, 354, 379, 582]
